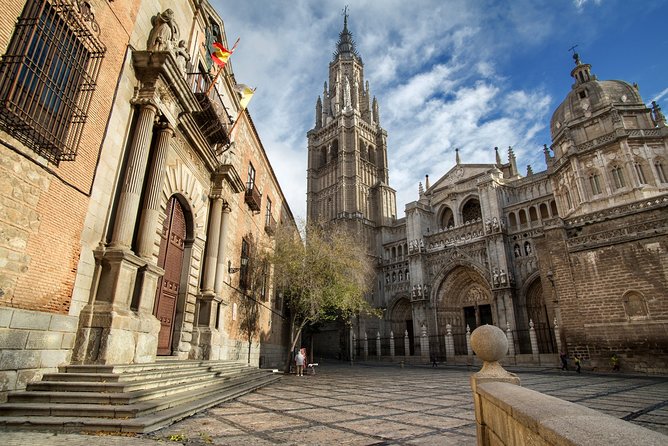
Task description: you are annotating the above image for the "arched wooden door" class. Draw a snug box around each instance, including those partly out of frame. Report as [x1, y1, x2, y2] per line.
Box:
[154, 197, 186, 356]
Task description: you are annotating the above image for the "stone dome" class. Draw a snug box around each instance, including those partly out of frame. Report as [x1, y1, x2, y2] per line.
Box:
[550, 80, 641, 139]
[550, 55, 642, 140]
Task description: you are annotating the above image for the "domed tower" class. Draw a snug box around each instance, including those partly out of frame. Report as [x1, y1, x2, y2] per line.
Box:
[547, 52, 668, 217]
[306, 11, 397, 247]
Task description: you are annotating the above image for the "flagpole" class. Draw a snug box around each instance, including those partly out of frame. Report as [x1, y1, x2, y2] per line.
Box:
[228, 87, 256, 141]
[204, 66, 224, 97]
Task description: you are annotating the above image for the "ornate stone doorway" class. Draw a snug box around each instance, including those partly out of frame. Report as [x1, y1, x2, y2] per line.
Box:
[526, 279, 555, 353]
[154, 196, 186, 356]
[435, 265, 492, 354]
[389, 297, 413, 355]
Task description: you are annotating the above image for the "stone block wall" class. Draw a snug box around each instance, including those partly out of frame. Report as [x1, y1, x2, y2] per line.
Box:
[0, 307, 77, 402]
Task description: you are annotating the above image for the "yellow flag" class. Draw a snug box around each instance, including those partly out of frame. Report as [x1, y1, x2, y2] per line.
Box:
[235, 84, 256, 110]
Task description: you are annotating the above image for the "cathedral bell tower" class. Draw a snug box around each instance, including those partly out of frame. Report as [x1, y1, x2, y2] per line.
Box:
[306, 11, 397, 248]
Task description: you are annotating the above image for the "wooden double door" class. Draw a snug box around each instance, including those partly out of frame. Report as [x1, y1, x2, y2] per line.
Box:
[153, 197, 186, 356]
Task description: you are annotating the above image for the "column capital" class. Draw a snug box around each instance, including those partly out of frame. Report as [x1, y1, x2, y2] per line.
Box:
[131, 98, 159, 113]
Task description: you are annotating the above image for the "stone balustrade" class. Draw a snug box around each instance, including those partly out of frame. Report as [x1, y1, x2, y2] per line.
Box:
[469, 324, 668, 445]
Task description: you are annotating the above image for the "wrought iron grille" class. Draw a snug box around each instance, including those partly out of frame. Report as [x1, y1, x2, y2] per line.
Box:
[0, 0, 105, 164]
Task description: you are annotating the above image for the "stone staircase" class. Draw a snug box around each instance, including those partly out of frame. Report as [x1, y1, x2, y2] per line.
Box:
[0, 359, 281, 433]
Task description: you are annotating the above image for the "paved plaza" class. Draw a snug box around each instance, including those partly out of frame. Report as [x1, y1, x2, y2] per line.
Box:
[4, 362, 668, 445]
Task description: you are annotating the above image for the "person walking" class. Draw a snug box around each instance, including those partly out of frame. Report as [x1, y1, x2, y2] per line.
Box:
[295, 349, 305, 376]
[559, 351, 568, 371]
[574, 355, 582, 374]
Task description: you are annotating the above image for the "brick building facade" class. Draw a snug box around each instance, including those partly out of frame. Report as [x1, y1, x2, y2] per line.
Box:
[0, 0, 294, 401]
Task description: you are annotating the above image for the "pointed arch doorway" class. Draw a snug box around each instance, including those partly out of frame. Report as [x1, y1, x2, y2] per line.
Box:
[154, 196, 186, 356]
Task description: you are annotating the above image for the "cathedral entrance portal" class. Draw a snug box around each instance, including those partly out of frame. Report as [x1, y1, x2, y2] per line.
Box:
[526, 279, 555, 353]
[435, 266, 492, 355]
[389, 298, 413, 356]
[154, 196, 187, 356]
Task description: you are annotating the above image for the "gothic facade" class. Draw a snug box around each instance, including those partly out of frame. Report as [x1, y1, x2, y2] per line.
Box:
[307, 19, 668, 372]
[0, 0, 294, 401]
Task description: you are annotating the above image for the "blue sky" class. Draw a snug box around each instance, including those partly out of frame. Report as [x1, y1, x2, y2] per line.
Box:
[213, 0, 668, 220]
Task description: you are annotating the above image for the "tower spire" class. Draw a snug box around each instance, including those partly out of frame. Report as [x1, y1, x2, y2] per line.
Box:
[334, 6, 360, 61]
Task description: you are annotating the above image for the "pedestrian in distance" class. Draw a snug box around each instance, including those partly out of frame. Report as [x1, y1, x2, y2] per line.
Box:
[574, 354, 582, 374]
[559, 351, 568, 371]
[295, 349, 305, 376]
[611, 354, 620, 371]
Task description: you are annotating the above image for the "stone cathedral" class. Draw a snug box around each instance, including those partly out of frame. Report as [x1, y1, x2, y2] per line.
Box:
[307, 16, 668, 373]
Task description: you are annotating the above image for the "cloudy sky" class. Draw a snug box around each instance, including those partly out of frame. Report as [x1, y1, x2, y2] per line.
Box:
[212, 0, 668, 221]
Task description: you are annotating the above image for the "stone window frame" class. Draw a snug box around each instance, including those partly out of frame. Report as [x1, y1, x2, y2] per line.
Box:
[654, 158, 667, 183]
[587, 170, 603, 196]
[622, 290, 650, 321]
[610, 164, 627, 189]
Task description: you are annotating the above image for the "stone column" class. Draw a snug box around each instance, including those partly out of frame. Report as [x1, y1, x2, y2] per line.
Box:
[506, 322, 516, 356]
[466, 324, 473, 356]
[137, 122, 173, 258]
[445, 323, 455, 361]
[389, 331, 395, 358]
[529, 319, 540, 362]
[376, 332, 381, 358]
[363, 332, 368, 359]
[420, 324, 429, 361]
[110, 103, 158, 249]
[350, 325, 354, 362]
[202, 195, 224, 294]
[214, 205, 231, 296]
[553, 318, 562, 353]
[404, 330, 410, 357]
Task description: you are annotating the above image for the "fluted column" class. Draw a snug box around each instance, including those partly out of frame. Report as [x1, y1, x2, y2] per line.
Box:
[110, 103, 159, 248]
[214, 205, 231, 295]
[202, 195, 224, 293]
[137, 122, 173, 258]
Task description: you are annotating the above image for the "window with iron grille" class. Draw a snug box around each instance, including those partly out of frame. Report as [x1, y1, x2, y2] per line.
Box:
[0, 0, 105, 165]
[239, 237, 250, 290]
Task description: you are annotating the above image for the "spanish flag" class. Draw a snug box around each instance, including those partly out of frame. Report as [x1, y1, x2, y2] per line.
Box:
[211, 38, 239, 68]
[235, 84, 256, 110]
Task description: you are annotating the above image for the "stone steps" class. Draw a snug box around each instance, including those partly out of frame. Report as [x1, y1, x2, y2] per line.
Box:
[0, 360, 281, 433]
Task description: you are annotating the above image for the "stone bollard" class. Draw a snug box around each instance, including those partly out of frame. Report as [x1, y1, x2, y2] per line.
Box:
[404, 330, 410, 357]
[390, 331, 395, 358]
[553, 318, 562, 353]
[466, 324, 473, 356]
[470, 325, 520, 446]
[420, 324, 429, 362]
[505, 322, 515, 356]
[445, 323, 455, 361]
[363, 332, 369, 359]
[529, 319, 539, 362]
[376, 331, 381, 358]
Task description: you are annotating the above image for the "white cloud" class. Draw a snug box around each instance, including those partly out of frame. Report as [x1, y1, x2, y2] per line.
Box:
[574, 0, 603, 9]
[213, 1, 593, 220]
[651, 87, 668, 104]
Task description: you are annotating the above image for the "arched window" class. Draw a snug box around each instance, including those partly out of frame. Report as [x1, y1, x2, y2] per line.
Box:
[398, 270, 403, 281]
[405, 269, 410, 281]
[392, 246, 396, 259]
[509, 212, 517, 228]
[655, 160, 667, 183]
[623, 291, 649, 320]
[519, 209, 527, 226]
[611, 165, 626, 189]
[331, 139, 339, 159]
[461, 198, 482, 223]
[359, 139, 367, 160]
[550, 200, 558, 216]
[539, 203, 549, 219]
[589, 172, 602, 195]
[320, 146, 327, 167]
[368, 146, 375, 165]
[392, 272, 396, 282]
[634, 162, 647, 184]
[529, 207, 538, 223]
[440, 207, 454, 229]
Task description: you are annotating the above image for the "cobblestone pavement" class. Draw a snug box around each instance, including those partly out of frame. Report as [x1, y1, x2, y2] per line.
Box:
[4, 363, 668, 445]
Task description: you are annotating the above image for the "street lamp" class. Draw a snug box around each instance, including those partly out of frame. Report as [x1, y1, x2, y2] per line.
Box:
[228, 257, 248, 274]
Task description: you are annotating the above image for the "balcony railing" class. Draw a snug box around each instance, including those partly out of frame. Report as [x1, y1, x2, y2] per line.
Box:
[245, 185, 262, 212]
[265, 213, 276, 235]
[187, 72, 231, 145]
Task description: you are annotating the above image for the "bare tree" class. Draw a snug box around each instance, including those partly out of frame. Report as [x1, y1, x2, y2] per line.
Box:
[237, 233, 270, 365]
[271, 220, 377, 373]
